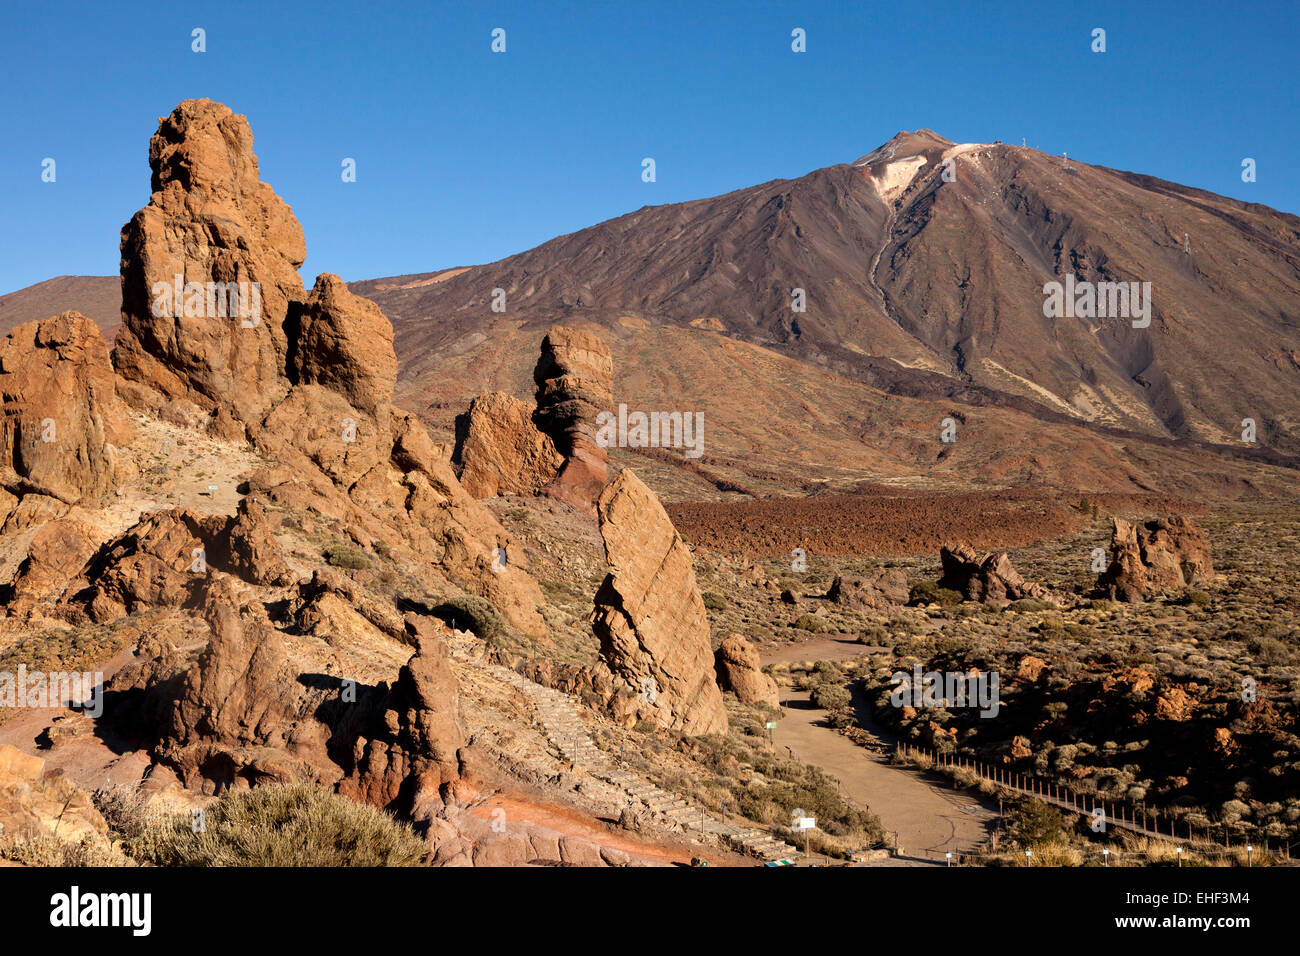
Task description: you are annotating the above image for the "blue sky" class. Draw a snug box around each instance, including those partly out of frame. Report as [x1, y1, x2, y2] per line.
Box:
[2, 0, 1297, 294]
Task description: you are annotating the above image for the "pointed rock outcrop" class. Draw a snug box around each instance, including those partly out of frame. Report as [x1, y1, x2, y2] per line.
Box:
[451, 326, 611, 512]
[341, 614, 468, 817]
[534, 326, 612, 512]
[290, 273, 397, 419]
[114, 98, 306, 427]
[109, 98, 545, 636]
[591, 468, 726, 735]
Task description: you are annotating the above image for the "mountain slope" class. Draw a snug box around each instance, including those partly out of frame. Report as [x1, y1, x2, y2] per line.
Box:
[0, 275, 119, 338]
[353, 130, 1300, 458]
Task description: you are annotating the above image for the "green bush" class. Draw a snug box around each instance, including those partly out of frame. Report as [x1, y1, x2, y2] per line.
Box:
[126, 784, 427, 867]
[793, 614, 828, 633]
[701, 591, 727, 612]
[909, 582, 964, 606]
[810, 682, 852, 710]
[1182, 590, 1212, 607]
[1010, 798, 1065, 848]
[859, 624, 888, 644]
[325, 545, 371, 570]
[432, 594, 505, 641]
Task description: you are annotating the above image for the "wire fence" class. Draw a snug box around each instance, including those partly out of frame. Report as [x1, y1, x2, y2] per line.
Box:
[895, 741, 1292, 863]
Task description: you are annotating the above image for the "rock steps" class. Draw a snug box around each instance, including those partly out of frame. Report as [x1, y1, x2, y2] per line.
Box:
[450, 639, 800, 863]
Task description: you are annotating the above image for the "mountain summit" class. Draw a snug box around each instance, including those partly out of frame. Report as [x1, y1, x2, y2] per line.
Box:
[355, 130, 1300, 476]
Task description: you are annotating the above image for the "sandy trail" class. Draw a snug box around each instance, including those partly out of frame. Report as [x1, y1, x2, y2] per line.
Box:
[770, 685, 996, 864]
[761, 636, 884, 665]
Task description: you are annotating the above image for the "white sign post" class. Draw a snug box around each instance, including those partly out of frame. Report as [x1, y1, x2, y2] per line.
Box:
[792, 812, 816, 859]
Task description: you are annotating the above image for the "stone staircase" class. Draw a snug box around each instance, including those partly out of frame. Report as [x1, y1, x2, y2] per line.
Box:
[453, 643, 801, 863]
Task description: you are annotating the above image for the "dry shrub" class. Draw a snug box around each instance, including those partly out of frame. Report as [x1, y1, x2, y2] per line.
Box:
[126, 784, 427, 867]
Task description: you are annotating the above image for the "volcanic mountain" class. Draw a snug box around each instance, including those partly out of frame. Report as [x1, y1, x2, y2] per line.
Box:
[349, 130, 1299, 482]
[7, 130, 1299, 496]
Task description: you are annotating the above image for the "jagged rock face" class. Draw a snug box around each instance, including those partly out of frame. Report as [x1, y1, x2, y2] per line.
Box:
[114, 98, 306, 425]
[1099, 515, 1214, 602]
[827, 569, 909, 609]
[341, 614, 467, 817]
[6, 516, 102, 612]
[114, 582, 467, 813]
[0, 312, 133, 504]
[938, 543, 1050, 604]
[291, 274, 397, 419]
[0, 745, 110, 848]
[158, 579, 329, 790]
[714, 634, 779, 708]
[452, 392, 562, 498]
[39, 502, 296, 623]
[534, 326, 612, 512]
[225, 496, 295, 587]
[591, 468, 727, 735]
[82, 509, 227, 622]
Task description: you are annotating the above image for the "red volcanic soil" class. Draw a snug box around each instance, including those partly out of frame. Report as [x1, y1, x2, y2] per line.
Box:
[667, 486, 1204, 558]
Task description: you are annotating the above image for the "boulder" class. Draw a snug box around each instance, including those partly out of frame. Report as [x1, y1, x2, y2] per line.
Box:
[81, 509, 227, 622]
[452, 392, 562, 499]
[0, 745, 110, 849]
[1098, 516, 1214, 602]
[6, 516, 103, 611]
[591, 468, 727, 735]
[827, 569, 909, 609]
[938, 543, 1050, 604]
[714, 634, 779, 708]
[0, 312, 133, 504]
[534, 326, 612, 512]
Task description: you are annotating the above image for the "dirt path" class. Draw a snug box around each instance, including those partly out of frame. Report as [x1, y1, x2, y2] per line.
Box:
[760, 636, 883, 665]
[772, 687, 996, 864]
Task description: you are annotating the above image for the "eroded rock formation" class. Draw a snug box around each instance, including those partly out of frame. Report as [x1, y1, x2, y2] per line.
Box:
[452, 392, 562, 498]
[113, 98, 305, 428]
[714, 634, 779, 708]
[591, 468, 726, 735]
[109, 98, 544, 636]
[0, 312, 133, 505]
[340, 614, 468, 818]
[0, 744, 110, 848]
[451, 325, 612, 514]
[827, 569, 909, 609]
[534, 326, 613, 511]
[938, 543, 1051, 604]
[1099, 515, 1214, 602]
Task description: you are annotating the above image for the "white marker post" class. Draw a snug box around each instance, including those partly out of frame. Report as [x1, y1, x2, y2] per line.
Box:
[793, 814, 816, 860]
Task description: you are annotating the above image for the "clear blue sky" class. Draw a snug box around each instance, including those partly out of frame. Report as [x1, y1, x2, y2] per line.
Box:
[2, 0, 1297, 294]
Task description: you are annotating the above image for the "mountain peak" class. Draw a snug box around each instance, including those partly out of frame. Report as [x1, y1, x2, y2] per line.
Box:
[852, 128, 955, 168]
